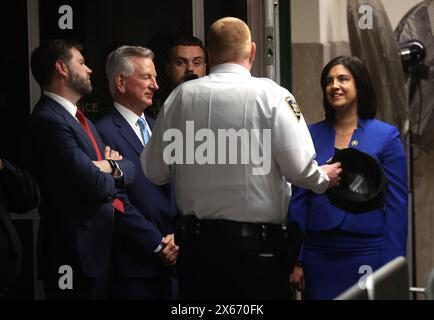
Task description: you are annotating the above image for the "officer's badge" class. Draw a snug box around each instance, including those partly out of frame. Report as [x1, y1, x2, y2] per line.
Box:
[285, 97, 301, 121]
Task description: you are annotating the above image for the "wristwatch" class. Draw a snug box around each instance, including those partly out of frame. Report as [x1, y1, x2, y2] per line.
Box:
[107, 159, 118, 175]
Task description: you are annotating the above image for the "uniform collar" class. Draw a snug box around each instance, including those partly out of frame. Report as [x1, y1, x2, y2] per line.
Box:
[209, 63, 251, 76]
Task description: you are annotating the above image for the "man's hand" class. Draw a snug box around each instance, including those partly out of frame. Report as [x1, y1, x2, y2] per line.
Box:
[321, 162, 342, 189]
[104, 146, 123, 160]
[92, 160, 111, 173]
[92, 147, 123, 175]
[158, 233, 179, 267]
[289, 264, 305, 292]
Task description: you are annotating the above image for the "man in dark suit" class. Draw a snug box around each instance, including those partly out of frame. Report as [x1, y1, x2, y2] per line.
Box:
[28, 39, 134, 299]
[0, 158, 40, 297]
[96, 46, 178, 299]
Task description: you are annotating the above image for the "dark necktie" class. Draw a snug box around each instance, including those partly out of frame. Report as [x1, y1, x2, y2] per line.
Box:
[76, 108, 124, 213]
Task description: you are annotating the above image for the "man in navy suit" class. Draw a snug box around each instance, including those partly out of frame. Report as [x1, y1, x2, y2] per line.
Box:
[28, 40, 134, 299]
[96, 46, 178, 299]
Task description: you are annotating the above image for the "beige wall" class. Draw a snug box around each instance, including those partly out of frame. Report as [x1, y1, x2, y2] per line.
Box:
[382, 0, 422, 29]
[290, 0, 433, 298]
[291, 0, 321, 43]
[290, 0, 351, 123]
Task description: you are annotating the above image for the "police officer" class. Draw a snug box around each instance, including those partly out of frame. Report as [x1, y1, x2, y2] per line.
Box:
[141, 17, 342, 299]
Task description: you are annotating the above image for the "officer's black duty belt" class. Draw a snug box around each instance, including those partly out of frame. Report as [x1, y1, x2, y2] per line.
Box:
[176, 215, 287, 240]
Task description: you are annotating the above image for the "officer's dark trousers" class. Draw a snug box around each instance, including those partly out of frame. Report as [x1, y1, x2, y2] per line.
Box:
[176, 220, 292, 300]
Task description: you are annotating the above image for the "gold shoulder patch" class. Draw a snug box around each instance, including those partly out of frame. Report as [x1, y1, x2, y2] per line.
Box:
[285, 97, 301, 121]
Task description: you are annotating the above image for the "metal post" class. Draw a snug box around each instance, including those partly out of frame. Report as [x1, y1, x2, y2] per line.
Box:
[264, 0, 280, 82]
[192, 0, 205, 44]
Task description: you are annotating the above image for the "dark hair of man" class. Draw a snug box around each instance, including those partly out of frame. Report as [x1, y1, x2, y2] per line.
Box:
[167, 35, 206, 62]
[320, 55, 377, 124]
[30, 39, 83, 88]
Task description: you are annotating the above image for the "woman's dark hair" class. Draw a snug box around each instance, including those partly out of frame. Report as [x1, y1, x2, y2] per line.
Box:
[320, 55, 377, 123]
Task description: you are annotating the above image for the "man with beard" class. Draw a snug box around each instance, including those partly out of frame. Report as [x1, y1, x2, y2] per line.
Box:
[165, 35, 206, 90]
[27, 39, 134, 299]
[145, 35, 206, 119]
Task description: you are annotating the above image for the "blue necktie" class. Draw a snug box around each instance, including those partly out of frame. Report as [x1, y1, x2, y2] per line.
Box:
[137, 117, 151, 145]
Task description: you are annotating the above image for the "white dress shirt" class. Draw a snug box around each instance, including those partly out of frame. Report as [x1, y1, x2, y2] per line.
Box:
[114, 102, 151, 146]
[141, 63, 329, 224]
[44, 91, 78, 120]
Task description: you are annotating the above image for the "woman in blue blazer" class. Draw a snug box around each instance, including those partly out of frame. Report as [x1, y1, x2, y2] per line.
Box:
[288, 56, 408, 299]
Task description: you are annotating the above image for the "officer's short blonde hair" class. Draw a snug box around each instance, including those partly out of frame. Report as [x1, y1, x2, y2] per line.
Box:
[207, 17, 251, 65]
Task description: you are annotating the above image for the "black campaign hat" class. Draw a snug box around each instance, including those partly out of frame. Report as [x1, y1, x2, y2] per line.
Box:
[326, 148, 388, 213]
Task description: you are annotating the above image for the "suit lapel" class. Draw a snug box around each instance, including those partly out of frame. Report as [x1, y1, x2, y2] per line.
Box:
[111, 109, 144, 155]
[41, 95, 103, 159]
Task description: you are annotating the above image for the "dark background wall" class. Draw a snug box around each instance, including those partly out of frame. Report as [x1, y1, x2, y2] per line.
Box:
[0, 0, 34, 300]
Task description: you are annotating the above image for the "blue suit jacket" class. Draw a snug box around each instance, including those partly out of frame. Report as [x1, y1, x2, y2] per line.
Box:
[96, 108, 177, 278]
[288, 118, 408, 264]
[27, 95, 134, 279]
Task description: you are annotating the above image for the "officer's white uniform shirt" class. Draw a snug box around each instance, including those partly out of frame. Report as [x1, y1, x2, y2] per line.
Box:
[141, 63, 329, 224]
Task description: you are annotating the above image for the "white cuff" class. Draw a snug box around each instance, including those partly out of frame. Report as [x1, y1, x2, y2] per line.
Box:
[153, 238, 165, 253]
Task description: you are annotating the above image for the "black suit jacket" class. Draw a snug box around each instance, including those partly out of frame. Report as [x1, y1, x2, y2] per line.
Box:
[0, 159, 39, 289]
[27, 95, 134, 280]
